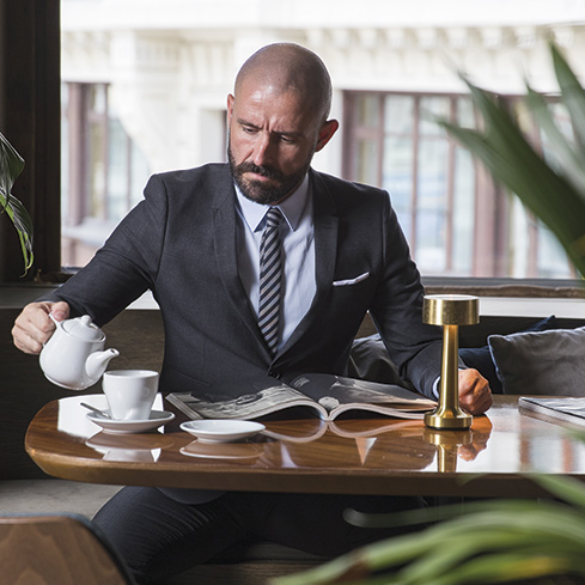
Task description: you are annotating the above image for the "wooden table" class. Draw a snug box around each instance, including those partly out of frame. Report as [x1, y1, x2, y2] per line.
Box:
[25, 394, 585, 498]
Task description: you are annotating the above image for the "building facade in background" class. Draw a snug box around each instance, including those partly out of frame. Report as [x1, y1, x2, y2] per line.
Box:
[60, 0, 585, 277]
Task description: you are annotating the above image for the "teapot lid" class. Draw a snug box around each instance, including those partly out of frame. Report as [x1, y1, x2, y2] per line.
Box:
[62, 315, 104, 341]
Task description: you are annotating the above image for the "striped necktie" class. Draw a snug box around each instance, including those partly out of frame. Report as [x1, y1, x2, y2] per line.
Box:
[258, 207, 283, 354]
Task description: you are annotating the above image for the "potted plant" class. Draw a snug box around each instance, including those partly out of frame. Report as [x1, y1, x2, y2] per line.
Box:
[0, 131, 33, 275]
[271, 42, 585, 585]
[271, 474, 585, 584]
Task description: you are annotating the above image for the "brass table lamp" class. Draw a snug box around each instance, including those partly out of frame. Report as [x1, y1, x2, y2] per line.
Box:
[423, 294, 479, 430]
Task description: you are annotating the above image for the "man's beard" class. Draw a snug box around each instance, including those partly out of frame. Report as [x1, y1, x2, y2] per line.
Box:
[228, 143, 311, 205]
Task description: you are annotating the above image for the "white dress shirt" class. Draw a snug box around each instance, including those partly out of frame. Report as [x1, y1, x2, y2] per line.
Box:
[235, 174, 316, 352]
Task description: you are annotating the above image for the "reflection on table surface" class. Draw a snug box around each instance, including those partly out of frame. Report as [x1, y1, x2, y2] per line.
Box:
[25, 395, 585, 498]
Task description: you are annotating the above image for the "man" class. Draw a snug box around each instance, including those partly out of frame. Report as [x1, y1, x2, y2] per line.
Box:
[13, 43, 491, 583]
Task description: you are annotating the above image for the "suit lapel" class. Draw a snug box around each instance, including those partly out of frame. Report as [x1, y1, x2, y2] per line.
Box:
[211, 170, 267, 349]
[278, 170, 339, 354]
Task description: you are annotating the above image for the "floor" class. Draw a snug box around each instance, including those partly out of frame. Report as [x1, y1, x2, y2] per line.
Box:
[0, 479, 325, 585]
[0, 479, 121, 517]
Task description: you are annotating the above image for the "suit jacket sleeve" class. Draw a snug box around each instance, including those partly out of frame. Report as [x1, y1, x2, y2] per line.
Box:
[368, 195, 443, 398]
[47, 173, 168, 325]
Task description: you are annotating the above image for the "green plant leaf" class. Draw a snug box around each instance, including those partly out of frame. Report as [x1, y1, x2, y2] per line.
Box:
[272, 499, 585, 585]
[0, 131, 34, 274]
[437, 69, 585, 277]
[532, 473, 585, 511]
[525, 84, 585, 197]
[551, 42, 585, 155]
[0, 131, 25, 208]
[3, 196, 34, 273]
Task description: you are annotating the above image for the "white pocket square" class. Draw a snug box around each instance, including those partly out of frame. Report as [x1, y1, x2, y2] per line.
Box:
[332, 272, 370, 287]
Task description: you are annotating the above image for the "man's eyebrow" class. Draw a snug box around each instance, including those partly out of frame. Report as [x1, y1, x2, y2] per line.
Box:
[236, 117, 259, 129]
[236, 118, 303, 138]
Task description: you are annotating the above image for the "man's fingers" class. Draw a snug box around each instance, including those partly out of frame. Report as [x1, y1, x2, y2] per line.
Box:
[49, 301, 70, 322]
[13, 326, 44, 354]
[458, 369, 493, 415]
[11, 301, 68, 355]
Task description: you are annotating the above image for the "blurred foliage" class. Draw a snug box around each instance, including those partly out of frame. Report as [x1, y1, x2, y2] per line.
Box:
[271, 474, 585, 585]
[439, 42, 585, 277]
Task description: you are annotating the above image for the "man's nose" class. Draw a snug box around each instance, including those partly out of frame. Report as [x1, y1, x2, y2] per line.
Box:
[251, 134, 275, 167]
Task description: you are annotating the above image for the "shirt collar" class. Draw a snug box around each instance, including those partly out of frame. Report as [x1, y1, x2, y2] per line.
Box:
[234, 173, 310, 233]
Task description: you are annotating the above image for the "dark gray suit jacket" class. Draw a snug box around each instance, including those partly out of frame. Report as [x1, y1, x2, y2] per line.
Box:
[51, 164, 442, 399]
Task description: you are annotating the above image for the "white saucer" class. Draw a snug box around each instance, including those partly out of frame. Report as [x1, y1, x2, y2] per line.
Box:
[180, 420, 265, 443]
[86, 410, 175, 434]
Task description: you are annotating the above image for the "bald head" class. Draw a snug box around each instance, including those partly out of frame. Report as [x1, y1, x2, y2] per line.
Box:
[234, 43, 333, 124]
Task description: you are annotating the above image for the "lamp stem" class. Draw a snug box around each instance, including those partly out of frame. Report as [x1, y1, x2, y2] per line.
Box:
[424, 323, 472, 430]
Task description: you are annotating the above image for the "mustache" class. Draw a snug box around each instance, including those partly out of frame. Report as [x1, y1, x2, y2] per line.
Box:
[234, 162, 285, 182]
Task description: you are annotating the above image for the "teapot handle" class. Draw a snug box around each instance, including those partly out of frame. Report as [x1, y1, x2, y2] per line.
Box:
[40, 313, 58, 350]
[48, 312, 61, 327]
[45, 312, 64, 343]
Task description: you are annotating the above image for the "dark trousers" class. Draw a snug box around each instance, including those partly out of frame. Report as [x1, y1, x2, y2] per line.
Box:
[93, 487, 425, 584]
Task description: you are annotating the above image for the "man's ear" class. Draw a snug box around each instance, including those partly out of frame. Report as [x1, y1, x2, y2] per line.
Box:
[226, 94, 235, 124]
[315, 119, 339, 152]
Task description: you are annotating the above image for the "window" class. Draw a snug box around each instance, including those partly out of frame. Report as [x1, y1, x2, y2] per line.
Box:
[5, 2, 579, 290]
[61, 82, 150, 267]
[343, 91, 576, 279]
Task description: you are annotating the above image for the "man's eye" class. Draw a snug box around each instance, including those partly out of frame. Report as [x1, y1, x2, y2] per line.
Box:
[242, 126, 257, 134]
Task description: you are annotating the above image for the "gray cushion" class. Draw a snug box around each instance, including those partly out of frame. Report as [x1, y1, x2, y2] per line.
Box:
[459, 315, 559, 394]
[488, 326, 585, 396]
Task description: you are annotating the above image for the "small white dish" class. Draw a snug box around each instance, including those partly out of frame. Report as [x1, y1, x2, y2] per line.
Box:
[86, 410, 175, 434]
[180, 420, 265, 443]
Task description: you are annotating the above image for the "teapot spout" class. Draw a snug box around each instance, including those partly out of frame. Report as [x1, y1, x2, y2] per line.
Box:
[85, 348, 120, 381]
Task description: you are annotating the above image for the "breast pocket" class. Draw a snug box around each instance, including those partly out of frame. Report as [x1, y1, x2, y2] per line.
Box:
[332, 271, 370, 287]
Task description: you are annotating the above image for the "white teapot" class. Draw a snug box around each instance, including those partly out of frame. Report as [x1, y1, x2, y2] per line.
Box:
[39, 314, 119, 390]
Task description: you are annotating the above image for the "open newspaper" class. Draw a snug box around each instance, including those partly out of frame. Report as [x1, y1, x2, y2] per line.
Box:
[165, 373, 436, 423]
[519, 396, 585, 429]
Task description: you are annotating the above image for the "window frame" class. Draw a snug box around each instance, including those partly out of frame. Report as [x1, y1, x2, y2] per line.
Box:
[0, 0, 61, 283]
[1, 2, 582, 297]
[342, 89, 579, 284]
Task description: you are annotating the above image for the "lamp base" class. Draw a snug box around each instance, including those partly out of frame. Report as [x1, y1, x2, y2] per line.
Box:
[424, 409, 472, 430]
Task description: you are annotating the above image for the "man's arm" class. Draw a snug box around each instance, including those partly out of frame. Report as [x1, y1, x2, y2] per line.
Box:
[368, 196, 492, 414]
[12, 172, 171, 355]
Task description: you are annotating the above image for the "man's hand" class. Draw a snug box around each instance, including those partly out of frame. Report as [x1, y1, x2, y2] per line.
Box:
[458, 368, 493, 415]
[12, 301, 70, 355]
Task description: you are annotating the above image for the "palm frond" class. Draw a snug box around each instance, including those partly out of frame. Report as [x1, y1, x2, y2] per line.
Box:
[525, 85, 585, 197]
[271, 479, 585, 585]
[435, 45, 585, 277]
[551, 42, 585, 155]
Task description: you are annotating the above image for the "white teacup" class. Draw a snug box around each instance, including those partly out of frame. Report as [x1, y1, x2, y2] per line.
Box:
[102, 370, 159, 421]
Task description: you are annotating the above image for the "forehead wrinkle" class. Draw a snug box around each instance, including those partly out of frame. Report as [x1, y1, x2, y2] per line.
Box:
[234, 85, 311, 136]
